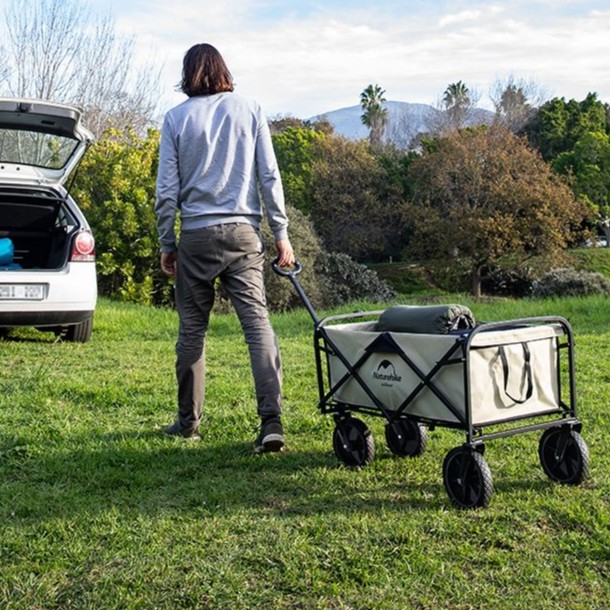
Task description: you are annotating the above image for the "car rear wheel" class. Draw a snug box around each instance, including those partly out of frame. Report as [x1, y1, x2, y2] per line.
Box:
[63, 316, 93, 343]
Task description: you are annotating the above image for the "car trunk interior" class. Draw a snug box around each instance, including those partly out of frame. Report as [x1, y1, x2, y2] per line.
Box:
[0, 189, 78, 270]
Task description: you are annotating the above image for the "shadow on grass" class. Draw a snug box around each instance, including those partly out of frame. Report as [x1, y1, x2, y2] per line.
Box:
[0, 333, 59, 344]
[0, 425, 566, 519]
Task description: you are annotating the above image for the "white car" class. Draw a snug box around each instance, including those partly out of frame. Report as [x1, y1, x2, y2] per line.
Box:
[0, 98, 97, 342]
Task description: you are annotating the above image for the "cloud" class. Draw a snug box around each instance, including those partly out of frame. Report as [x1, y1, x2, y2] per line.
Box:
[108, 0, 610, 118]
[439, 9, 485, 27]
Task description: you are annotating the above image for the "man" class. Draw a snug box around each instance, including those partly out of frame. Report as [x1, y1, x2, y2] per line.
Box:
[155, 43, 295, 453]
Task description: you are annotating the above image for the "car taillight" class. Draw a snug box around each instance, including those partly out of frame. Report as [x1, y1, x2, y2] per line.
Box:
[71, 231, 95, 262]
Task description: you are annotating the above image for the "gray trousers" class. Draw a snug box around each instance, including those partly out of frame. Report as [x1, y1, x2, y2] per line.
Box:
[174, 223, 283, 431]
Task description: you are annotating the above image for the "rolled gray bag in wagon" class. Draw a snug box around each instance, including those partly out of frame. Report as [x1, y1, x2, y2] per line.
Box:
[323, 316, 562, 426]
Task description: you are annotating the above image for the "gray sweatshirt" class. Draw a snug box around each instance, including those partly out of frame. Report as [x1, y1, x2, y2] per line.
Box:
[155, 92, 288, 253]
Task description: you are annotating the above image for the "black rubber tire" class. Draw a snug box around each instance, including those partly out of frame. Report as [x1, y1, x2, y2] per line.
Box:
[443, 447, 494, 509]
[63, 316, 93, 343]
[332, 417, 375, 468]
[385, 417, 428, 457]
[538, 427, 590, 485]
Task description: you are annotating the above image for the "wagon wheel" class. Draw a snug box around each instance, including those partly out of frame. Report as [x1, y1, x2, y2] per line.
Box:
[332, 417, 375, 468]
[443, 446, 493, 509]
[538, 427, 590, 485]
[385, 417, 428, 458]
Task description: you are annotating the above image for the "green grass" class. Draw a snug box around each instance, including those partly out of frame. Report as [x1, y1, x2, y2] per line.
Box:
[1, 295, 609, 609]
[568, 247, 610, 278]
[369, 261, 443, 296]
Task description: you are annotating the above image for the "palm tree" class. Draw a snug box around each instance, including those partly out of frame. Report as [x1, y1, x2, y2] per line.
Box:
[360, 84, 388, 147]
[443, 80, 470, 107]
[442, 80, 471, 130]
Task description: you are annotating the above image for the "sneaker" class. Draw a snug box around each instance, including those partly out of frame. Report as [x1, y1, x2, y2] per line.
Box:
[254, 417, 285, 454]
[163, 421, 201, 441]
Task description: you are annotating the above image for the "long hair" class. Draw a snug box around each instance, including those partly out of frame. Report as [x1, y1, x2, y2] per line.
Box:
[179, 43, 234, 97]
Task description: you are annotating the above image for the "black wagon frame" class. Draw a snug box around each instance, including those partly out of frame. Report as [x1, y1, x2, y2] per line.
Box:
[274, 262, 590, 508]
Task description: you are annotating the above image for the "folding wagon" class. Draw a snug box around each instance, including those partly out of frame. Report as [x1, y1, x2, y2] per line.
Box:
[273, 261, 590, 509]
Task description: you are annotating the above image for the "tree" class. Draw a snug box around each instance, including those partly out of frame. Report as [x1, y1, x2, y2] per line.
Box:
[426, 80, 481, 135]
[553, 131, 610, 246]
[268, 115, 309, 135]
[406, 127, 588, 297]
[490, 76, 547, 133]
[523, 93, 610, 243]
[443, 81, 470, 107]
[0, 44, 10, 87]
[525, 93, 609, 161]
[384, 105, 434, 151]
[310, 135, 408, 261]
[441, 80, 474, 131]
[360, 84, 388, 147]
[271, 126, 326, 214]
[0, 0, 162, 136]
[268, 115, 334, 136]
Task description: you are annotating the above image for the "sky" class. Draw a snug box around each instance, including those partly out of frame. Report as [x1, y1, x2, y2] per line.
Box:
[9, 0, 610, 119]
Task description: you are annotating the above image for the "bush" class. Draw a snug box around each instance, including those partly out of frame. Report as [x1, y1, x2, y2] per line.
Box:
[221, 209, 396, 313]
[315, 252, 396, 307]
[221, 211, 396, 313]
[214, 204, 326, 314]
[261, 205, 325, 311]
[482, 265, 537, 297]
[72, 129, 168, 306]
[531, 267, 610, 298]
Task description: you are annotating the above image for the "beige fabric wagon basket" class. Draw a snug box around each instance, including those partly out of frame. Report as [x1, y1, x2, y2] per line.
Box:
[324, 322, 563, 426]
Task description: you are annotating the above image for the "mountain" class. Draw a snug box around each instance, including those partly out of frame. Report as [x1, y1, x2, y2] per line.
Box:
[309, 100, 494, 147]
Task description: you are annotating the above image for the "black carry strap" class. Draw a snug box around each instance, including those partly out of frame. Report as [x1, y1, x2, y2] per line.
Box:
[498, 343, 533, 404]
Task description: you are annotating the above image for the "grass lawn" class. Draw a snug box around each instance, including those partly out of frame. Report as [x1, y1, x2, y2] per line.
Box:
[1, 294, 609, 609]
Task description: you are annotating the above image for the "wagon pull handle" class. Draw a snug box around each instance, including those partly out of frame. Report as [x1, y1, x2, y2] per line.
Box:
[271, 259, 302, 277]
[271, 258, 319, 324]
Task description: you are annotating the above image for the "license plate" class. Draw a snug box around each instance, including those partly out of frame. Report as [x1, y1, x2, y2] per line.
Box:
[0, 284, 45, 300]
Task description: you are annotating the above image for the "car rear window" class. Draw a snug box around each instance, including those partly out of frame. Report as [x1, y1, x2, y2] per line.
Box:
[0, 128, 79, 169]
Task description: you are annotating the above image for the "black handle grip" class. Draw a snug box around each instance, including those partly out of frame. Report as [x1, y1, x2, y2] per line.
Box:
[270, 258, 319, 324]
[272, 258, 302, 277]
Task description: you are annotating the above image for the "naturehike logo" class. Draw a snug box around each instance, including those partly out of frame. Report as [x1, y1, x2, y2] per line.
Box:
[373, 359, 402, 384]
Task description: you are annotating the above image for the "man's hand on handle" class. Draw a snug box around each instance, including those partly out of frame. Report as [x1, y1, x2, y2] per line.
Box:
[275, 239, 295, 268]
